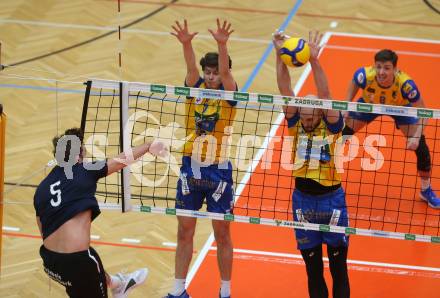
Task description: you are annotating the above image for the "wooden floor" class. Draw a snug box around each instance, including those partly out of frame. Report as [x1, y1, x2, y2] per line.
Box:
[0, 0, 439, 297]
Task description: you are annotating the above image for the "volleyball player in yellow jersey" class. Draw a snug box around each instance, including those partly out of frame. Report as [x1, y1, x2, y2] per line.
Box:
[343, 49, 440, 209]
[273, 30, 350, 298]
[166, 19, 237, 298]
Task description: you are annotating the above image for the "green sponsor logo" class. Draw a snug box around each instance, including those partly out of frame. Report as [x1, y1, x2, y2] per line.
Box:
[275, 220, 283, 226]
[165, 208, 176, 215]
[404, 234, 416, 241]
[151, 84, 166, 93]
[332, 101, 348, 110]
[417, 109, 433, 118]
[258, 94, 274, 103]
[140, 206, 151, 213]
[283, 97, 292, 105]
[431, 236, 440, 243]
[249, 217, 260, 224]
[345, 227, 356, 235]
[175, 87, 190, 96]
[357, 103, 373, 113]
[233, 92, 249, 101]
[224, 214, 235, 221]
[319, 225, 330, 232]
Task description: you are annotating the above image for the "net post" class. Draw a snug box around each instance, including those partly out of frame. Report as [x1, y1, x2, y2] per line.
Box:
[0, 103, 6, 274]
[120, 82, 131, 212]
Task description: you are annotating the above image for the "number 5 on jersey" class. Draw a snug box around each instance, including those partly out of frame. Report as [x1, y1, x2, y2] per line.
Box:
[50, 181, 62, 207]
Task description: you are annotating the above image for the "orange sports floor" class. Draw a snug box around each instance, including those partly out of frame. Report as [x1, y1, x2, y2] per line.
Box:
[188, 33, 440, 297]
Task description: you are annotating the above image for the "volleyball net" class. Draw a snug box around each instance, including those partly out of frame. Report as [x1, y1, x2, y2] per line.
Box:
[81, 79, 440, 243]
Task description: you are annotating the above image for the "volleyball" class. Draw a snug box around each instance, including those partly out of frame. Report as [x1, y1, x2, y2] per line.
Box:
[280, 37, 310, 67]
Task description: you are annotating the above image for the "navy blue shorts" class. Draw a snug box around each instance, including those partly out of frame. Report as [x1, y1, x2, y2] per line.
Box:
[176, 157, 234, 214]
[40, 245, 107, 298]
[292, 187, 349, 250]
[348, 98, 418, 127]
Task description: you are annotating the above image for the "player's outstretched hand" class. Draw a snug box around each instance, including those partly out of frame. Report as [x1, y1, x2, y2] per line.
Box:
[148, 140, 169, 158]
[209, 18, 234, 44]
[272, 29, 289, 51]
[308, 30, 324, 62]
[171, 19, 198, 44]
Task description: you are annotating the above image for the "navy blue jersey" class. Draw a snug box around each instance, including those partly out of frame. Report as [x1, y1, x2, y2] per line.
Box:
[34, 161, 108, 239]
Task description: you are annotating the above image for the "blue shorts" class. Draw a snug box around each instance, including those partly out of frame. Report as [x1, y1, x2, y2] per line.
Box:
[292, 187, 349, 250]
[176, 157, 234, 214]
[348, 98, 418, 127]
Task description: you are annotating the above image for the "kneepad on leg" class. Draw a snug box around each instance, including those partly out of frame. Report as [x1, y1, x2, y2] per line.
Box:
[415, 135, 431, 172]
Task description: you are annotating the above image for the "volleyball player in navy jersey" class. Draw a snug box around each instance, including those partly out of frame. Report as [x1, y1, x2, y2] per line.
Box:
[34, 128, 167, 298]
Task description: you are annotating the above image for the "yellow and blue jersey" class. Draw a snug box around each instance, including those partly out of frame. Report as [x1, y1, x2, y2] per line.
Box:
[183, 78, 237, 164]
[287, 112, 343, 187]
[353, 66, 420, 106]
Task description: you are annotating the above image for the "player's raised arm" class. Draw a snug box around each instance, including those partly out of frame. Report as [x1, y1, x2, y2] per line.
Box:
[209, 18, 236, 91]
[307, 30, 341, 126]
[171, 19, 200, 87]
[273, 30, 297, 119]
[308, 31, 330, 100]
[107, 140, 168, 176]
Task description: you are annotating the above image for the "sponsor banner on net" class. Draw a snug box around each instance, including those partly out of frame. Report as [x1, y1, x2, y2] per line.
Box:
[174, 86, 190, 96]
[380, 106, 408, 116]
[140, 206, 152, 213]
[150, 84, 166, 93]
[332, 101, 348, 110]
[166, 208, 177, 215]
[199, 89, 225, 99]
[356, 103, 373, 113]
[191, 211, 209, 218]
[417, 109, 434, 118]
[258, 94, 274, 103]
[233, 92, 250, 101]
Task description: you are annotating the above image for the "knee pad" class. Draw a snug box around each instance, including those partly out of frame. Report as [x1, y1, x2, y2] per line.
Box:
[415, 135, 431, 172]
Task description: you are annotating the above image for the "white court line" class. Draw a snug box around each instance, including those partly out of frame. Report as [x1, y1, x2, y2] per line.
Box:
[162, 242, 177, 247]
[2, 226, 20, 232]
[329, 31, 440, 44]
[209, 247, 440, 273]
[325, 44, 440, 58]
[121, 238, 141, 244]
[185, 31, 331, 287]
[91, 235, 100, 240]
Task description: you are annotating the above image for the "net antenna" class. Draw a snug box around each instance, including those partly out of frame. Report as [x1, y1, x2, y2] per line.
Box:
[0, 41, 6, 273]
[120, 82, 132, 211]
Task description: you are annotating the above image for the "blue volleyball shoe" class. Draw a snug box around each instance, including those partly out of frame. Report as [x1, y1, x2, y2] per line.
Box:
[420, 186, 440, 209]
